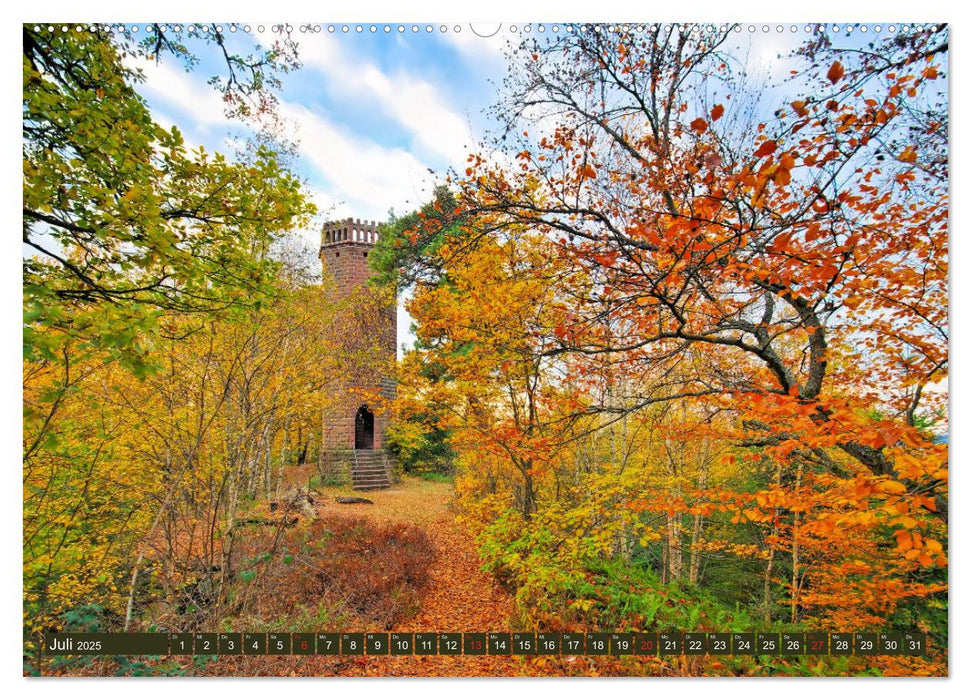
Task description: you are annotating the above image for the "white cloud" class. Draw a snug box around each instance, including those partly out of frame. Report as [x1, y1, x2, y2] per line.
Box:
[127, 55, 230, 129]
[267, 34, 478, 165]
[128, 48, 440, 219]
[278, 100, 438, 220]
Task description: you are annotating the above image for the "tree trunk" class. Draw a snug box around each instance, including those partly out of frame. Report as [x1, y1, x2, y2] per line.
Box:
[790, 460, 804, 624]
[667, 512, 683, 582]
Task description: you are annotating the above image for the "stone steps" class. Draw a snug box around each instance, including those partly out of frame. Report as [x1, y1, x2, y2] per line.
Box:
[351, 449, 393, 490]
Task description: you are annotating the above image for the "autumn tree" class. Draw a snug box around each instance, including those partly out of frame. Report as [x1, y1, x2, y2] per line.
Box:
[22, 23, 326, 640]
[399, 24, 947, 658]
[23, 24, 312, 374]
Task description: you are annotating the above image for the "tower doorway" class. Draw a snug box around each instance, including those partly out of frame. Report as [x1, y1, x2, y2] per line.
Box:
[354, 405, 375, 450]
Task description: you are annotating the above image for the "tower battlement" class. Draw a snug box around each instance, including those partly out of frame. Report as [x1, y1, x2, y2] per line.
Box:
[319, 218, 385, 293]
[321, 217, 381, 247]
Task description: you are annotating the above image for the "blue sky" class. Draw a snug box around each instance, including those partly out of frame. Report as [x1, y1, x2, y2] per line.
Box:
[128, 23, 913, 222]
[126, 23, 831, 235]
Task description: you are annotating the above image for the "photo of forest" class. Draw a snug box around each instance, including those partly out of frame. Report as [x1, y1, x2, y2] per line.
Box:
[23, 21, 948, 677]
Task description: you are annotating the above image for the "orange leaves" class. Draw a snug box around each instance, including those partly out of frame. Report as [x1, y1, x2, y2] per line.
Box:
[753, 139, 777, 159]
[827, 61, 845, 84]
[894, 528, 946, 567]
[402, 34, 951, 659]
[898, 146, 918, 163]
[877, 479, 908, 495]
[891, 448, 947, 483]
[768, 230, 794, 254]
[770, 152, 797, 187]
[747, 145, 797, 207]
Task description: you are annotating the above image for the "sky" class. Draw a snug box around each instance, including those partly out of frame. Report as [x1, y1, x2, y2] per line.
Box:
[123, 22, 913, 354]
[129, 24, 515, 223]
[128, 22, 825, 224]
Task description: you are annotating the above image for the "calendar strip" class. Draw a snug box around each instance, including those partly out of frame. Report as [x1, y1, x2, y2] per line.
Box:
[44, 631, 927, 657]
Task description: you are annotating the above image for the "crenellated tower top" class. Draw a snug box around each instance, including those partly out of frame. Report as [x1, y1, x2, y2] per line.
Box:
[321, 217, 381, 248]
[319, 217, 385, 294]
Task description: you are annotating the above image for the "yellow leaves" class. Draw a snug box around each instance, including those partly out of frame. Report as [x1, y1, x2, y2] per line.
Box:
[827, 61, 845, 84]
[891, 452, 940, 482]
[638, 531, 661, 547]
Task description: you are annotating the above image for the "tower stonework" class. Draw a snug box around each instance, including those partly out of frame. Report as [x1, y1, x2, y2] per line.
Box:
[320, 218, 397, 490]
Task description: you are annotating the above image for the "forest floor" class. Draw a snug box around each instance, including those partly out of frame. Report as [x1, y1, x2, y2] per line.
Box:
[191, 475, 532, 676]
[53, 475, 670, 677]
[275, 476, 672, 677]
[313, 476, 523, 676]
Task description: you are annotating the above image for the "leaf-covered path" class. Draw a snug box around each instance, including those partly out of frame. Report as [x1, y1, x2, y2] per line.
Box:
[324, 478, 521, 676]
[186, 477, 632, 677]
[239, 476, 522, 676]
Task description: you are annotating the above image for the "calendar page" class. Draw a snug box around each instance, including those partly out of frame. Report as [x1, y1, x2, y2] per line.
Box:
[22, 14, 949, 681]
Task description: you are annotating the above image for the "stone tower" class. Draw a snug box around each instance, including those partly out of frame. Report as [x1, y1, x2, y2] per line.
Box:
[319, 217, 397, 490]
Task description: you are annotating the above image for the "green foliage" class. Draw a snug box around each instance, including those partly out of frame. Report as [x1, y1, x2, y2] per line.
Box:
[23, 25, 315, 373]
[22, 23, 322, 648]
[418, 472, 453, 483]
[61, 603, 110, 632]
[369, 185, 465, 289]
[386, 412, 456, 476]
[479, 507, 754, 633]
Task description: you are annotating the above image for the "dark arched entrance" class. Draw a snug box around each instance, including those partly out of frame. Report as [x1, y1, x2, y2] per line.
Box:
[354, 405, 374, 450]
